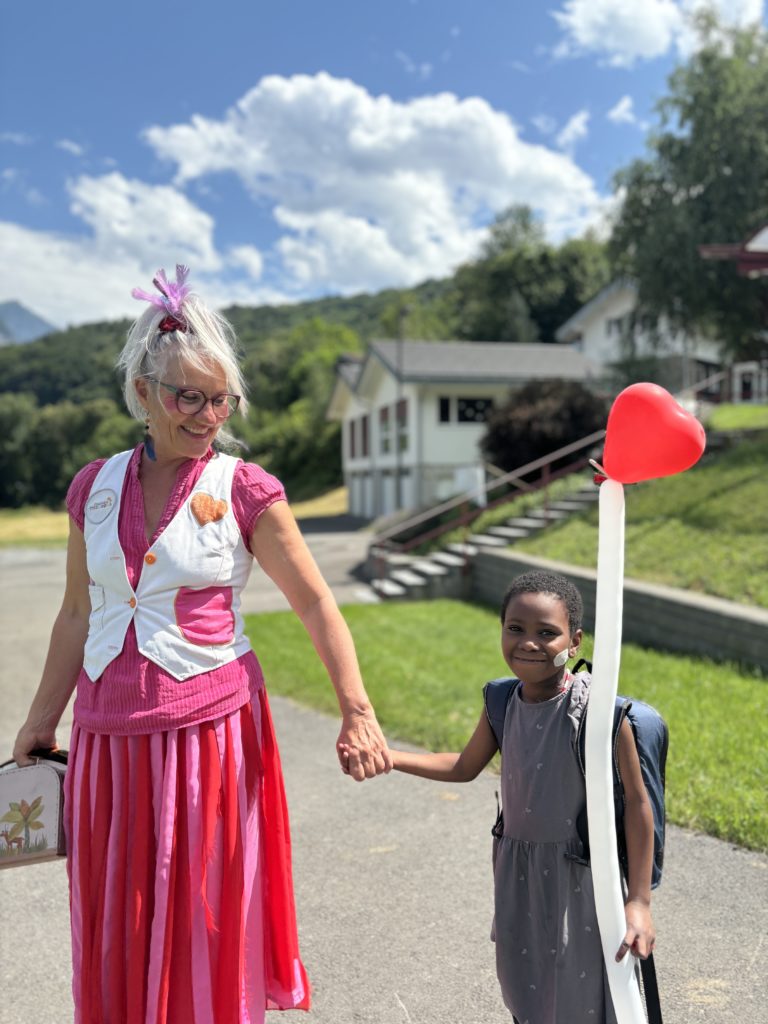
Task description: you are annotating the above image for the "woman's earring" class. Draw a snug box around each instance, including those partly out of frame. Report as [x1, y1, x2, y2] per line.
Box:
[144, 417, 157, 462]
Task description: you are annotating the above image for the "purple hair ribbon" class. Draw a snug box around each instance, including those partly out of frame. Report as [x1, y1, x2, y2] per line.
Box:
[131, 264, 190, 331]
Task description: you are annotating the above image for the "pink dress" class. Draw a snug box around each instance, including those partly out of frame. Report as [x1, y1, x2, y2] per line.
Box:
[63, 445, 310, 1024]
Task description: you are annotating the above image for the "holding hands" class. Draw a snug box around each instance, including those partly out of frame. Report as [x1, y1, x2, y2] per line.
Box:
[336, 707, 392, 780]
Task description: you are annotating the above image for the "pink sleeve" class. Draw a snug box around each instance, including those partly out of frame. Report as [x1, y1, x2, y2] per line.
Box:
[66, 460, 107, 532]
[231, 462, 287, 548]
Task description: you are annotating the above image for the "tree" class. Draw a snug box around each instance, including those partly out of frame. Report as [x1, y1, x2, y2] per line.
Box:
[0, 393, 39, 507]
[481, 380, 608, 474]
[449, 207, 610, 342]
[610, 17, 768, 360]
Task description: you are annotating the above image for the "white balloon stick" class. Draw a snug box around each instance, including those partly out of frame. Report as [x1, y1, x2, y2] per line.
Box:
[585, 480, 646, 1023]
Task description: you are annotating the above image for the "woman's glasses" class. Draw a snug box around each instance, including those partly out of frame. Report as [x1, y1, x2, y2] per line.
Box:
[146, 378, 241, 419]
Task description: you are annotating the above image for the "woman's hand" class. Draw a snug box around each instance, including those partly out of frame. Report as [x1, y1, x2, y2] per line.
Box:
[616, 898, 656, 961]
[12, 721, 59, 767]
[336, 708, 393, 781]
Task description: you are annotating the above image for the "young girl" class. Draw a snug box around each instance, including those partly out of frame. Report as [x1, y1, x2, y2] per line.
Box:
[391, 570, 656, 1024]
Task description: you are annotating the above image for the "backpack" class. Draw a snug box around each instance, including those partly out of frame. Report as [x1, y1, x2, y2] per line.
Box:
[482, 660, 668, 890]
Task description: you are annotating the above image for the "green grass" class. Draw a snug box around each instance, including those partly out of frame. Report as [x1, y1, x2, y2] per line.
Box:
[246, 599, 767, 852]
[0, 507, 69, 547]
[513, 436, 768, 607]
[706, 403, 768, 431]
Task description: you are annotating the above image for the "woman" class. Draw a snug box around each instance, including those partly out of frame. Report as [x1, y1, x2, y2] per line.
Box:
[12, 266, 391, 1023]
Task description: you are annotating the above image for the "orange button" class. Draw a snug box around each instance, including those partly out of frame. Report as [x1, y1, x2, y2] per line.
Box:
[128, 597, 137, 608]
[144, 553, 156, 565]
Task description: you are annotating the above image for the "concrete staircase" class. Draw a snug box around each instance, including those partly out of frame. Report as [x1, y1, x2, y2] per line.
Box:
[367, 485, 599, 600]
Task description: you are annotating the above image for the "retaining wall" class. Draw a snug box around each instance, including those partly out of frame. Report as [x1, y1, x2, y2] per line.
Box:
[471, 549, 768, 672]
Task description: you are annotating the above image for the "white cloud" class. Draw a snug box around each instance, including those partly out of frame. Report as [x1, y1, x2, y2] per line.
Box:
[607, 95, 637, 124]
[1, 168, 45, 206]
[68, 173, 223, 272]
[144, 73, 604, 295]
[556, 109, 591, 152]
[56, 139, 85, 157]
[0, 132, 34, 146]
[0, 174, 287, 324]
[395, 50, 433, 80]
[531, 114, 558, 136]
[228, 244, 264, 281]
[552, 0, 764, 67]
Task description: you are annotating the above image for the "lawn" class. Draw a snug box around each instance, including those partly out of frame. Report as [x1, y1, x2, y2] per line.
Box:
[246, 599, 767, 853]
[513, 435, 768, 607]
[706, 402, 768, 431]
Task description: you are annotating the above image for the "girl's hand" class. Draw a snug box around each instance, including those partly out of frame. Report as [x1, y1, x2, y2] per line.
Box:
[336, 709, 393, 781]
[12, 722, 59, 767]
[616, 899, 656, 961]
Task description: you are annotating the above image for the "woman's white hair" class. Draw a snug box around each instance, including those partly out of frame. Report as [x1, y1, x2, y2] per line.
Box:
[117, 291, 249, 446]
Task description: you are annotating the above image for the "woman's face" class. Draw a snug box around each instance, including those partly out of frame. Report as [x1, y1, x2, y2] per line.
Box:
[135, 354, 232, 463]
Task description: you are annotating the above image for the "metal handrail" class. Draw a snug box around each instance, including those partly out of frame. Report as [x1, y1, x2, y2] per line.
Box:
[372, 428, 606, 548]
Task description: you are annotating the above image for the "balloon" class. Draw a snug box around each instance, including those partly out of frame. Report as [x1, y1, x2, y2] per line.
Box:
[603, 383, 706, 484]
[587, 481, 646, 1023]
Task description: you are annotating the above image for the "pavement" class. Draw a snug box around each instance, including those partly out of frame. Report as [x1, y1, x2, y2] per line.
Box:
[0, 530, 766, 1024]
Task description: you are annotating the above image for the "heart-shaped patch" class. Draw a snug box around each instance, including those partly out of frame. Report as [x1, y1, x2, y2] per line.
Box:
[190, 492, 228, 526]
[603, 382, 706, 484]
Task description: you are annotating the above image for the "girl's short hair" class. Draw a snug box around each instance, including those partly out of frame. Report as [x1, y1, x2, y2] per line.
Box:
[500, 570, 584, 633]
[116, 292, 249, 444]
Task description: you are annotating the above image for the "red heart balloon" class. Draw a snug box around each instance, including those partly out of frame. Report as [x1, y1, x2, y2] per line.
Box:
[603, 383, 706, 484]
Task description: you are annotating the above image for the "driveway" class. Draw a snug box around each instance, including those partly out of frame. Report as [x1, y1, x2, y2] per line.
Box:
[0, 537, 765, 1023]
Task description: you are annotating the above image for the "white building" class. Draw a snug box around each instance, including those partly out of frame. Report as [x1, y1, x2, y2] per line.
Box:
[554, 279, 723, 395]
[327, 339, 596, 518]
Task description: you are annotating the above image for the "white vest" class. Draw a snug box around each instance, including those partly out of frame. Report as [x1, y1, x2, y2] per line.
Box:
[82, 450, 254, 682]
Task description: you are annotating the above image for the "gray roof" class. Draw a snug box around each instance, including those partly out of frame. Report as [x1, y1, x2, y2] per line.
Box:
[369, 339, 594, 383]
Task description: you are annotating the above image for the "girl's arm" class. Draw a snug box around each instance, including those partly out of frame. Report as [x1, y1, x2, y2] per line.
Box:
[615, 718, 656, 961]
[392, 710, 498, 783]
[249, 500, 392, 782]
[12, 519, 91, 765]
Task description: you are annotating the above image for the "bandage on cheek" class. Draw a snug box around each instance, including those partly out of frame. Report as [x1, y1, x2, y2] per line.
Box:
[552, 648, 570, 668]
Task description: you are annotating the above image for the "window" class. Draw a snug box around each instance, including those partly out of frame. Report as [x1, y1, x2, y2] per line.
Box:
[396, 398, 408, 452]
[361, 414, 369, 457]
[606, 316, 627, 337]
[348, 419, 356, 459]
[379, 406, 391, 453]
[439, 396, 451, 423]
[457, 397, 493, 423]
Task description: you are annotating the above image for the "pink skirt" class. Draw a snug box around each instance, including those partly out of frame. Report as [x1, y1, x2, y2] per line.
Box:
[64, 686, 310, 1024]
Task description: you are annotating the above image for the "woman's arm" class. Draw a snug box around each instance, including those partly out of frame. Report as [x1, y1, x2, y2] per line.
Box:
[249, 500, 392, 781]
[12, 519, 91, 765]
[615, 718, 656, 961]
[391, 710, 498, 783]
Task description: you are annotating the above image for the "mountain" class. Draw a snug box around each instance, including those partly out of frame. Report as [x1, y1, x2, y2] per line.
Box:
[0, 301, 58, 345]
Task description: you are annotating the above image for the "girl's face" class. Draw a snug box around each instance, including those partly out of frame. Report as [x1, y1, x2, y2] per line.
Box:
[135, 354, 230, 463]
[501, 591, 582, 685]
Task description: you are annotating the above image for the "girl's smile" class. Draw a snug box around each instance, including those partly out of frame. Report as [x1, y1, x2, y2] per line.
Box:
[501, 591, 582, 697]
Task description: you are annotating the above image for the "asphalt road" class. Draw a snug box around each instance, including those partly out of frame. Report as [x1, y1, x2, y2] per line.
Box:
[1, 539, 765, 1024]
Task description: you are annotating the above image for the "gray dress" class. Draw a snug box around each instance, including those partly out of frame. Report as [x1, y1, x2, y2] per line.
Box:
[492, 680, 618, 1024]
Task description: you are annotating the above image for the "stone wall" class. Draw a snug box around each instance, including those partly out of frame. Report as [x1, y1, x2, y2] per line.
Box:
[471, 549, 768, 672]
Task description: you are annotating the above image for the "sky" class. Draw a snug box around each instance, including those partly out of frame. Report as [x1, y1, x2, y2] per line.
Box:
[1, 0, 765, 328]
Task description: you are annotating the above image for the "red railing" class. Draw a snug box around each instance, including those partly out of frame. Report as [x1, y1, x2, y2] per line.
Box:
[370, 428, 606, 558]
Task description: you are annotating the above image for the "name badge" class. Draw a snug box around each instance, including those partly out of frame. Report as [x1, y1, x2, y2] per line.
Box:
[85, 489, 117, 524]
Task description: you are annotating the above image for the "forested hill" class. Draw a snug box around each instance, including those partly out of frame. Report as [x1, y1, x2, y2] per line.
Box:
[0, 278, 451, 407]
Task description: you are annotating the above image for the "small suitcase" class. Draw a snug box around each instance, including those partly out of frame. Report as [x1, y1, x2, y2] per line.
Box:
[0, 749, 67, 868]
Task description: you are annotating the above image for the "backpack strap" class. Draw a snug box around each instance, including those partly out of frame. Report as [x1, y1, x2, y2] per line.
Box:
[483, 678, 519, 839]
[641, 954, 663, 1024]
[482, 677, 519, 750]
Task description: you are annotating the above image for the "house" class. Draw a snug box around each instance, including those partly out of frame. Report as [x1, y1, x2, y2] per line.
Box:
[554, 279, 723, 397]
[326, 339, 596, 518]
